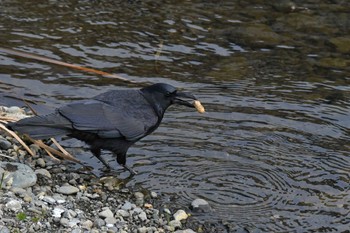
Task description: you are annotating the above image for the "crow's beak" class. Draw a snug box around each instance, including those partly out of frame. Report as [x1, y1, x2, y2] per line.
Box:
[173, 91, 197, 108]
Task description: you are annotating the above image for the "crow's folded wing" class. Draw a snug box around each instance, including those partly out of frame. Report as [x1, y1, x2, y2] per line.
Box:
[58, 100, 155, 141]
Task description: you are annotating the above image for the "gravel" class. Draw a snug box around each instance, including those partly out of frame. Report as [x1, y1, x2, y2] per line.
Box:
[0, 105, 205, 232]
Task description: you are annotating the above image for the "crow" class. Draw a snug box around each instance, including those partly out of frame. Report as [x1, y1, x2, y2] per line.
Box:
[8, 83, 198, 174]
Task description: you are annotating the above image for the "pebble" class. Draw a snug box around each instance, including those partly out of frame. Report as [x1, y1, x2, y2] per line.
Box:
[42, 196, 56, 205]
[105, 216, 117, 225]
[190, 198, 211, 213]
[94, 218, 105, 228]
[81, 220, 93, 230]
[150, 191, 158, 198]
[57, 185, 79, 195]
[59, 217, 69, 227]
[116, 209, 130, 218]
[99, 208, 114, 219]
[35, 168, 52, 178]
[36, 158, 46, 168]
[173, 210, 188, 221]
[134, 192, 144, 206]
[0, 138, 12, 150]
[138, 211, 147, 221]
[121, 201, 133, 210]
[52, 206, 66, 218]
[0, 226, 10, 233]
[174, 230, 197, 233]
[5, 200, 22, 212]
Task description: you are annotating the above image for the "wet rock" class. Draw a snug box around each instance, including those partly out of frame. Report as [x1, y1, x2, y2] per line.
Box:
[329, 37, 350, 53]
[190, 199, 211, 213]
[57, 185, 79, 195]
[173, 210, 188, 221]
[224, 23, 283, 48]
[0, 162, 37, 188]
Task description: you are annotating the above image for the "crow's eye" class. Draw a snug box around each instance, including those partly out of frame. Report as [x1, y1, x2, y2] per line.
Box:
[165, 91, 172, 97]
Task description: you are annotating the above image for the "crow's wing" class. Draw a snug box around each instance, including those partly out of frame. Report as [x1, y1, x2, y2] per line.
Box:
[58, 100, 157, 141]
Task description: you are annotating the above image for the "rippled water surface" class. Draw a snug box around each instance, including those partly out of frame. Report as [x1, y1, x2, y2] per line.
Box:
[1, 1, 350, 232]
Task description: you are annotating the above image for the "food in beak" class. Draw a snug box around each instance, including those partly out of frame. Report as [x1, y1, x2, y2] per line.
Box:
[193, 100, 205, 113]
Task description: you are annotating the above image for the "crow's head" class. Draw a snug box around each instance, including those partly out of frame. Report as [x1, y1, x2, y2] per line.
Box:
[140, 83, 197, 116]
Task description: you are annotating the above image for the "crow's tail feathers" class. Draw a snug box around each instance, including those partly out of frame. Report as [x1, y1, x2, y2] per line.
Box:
[7, 113, 72, 139]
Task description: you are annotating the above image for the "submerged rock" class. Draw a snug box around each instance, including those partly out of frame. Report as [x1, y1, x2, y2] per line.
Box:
[190, 198, 211, 213]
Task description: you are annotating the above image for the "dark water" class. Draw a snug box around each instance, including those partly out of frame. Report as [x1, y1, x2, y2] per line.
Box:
[1, 0, 350, 232]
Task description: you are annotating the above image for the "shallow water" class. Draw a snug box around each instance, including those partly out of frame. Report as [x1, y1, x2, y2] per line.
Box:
[1, 0, 350, 231]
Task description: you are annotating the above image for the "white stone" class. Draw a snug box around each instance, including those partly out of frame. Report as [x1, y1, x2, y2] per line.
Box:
[5, 200, 22, 212]
[173, 210, 188, 221]
[52, 206, 66, 218]
[138, 211, 147, 221]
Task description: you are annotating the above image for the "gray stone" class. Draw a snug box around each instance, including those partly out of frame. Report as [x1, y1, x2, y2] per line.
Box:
[52, 206, 66, 218]
[57, 185, 79, 195]
[168, 220, 182, 230]
[105, 216, 117, 225]
[68, 218, 80, 227]
[121, 201, 133, 210]
[71, 229, 82, 233]
[0, 139, 11, 150]
[59, 217, 69, 227]
[138, 211, 147, 221]
[5, 199, 22, 212]
[94, 218, 105, 227]
[150, 191, 158, 198]
[81, 219, 93, 230]
[174, 230, 196, 233]
[0, 225, 10, 233]
[134, 192, 144, 206]
[138, 226, 147, 233]
[35, 169, 51, 178]
[42, 196, 56, 205]
[0, 162, 37, 188]
[190, 198, 211, 213]
[36, 158, 46, 168]
[116, 209, 130, 218]
[99, 207, 114, 218]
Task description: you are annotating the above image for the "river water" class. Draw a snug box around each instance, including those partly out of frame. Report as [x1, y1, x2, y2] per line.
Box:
[0, 1, 349, 232]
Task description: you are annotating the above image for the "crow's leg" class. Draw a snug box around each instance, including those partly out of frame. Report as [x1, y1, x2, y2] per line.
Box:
[91, 148, 111, 169]
[116, 152, 137, 175]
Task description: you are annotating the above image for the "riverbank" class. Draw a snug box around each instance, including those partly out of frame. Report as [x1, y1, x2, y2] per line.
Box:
[0, 106, 208, 233]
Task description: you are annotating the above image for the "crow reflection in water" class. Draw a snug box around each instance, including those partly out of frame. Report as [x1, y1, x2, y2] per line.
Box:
[9, 83, 198, 174]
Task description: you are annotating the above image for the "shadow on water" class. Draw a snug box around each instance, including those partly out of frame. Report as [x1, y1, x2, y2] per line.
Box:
[1, 0, 350, 231]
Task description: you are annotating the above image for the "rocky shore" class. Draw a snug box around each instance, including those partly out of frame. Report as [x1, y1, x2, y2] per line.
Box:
[0, 106, 212, 233]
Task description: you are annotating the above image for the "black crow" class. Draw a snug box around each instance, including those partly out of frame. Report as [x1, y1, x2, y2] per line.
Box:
[8, 83, 199, 174]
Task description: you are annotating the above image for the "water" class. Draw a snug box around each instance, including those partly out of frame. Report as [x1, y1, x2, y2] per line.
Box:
[1, 0, 349, 231]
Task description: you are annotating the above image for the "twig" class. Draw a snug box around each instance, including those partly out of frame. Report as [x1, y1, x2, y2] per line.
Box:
[28, 138, 81, 164]
[0, 123, 35, 156]
[0, 47, 137, 84]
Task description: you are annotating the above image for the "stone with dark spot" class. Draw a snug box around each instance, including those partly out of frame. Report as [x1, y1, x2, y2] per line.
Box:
[0, 162, 37, 188]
